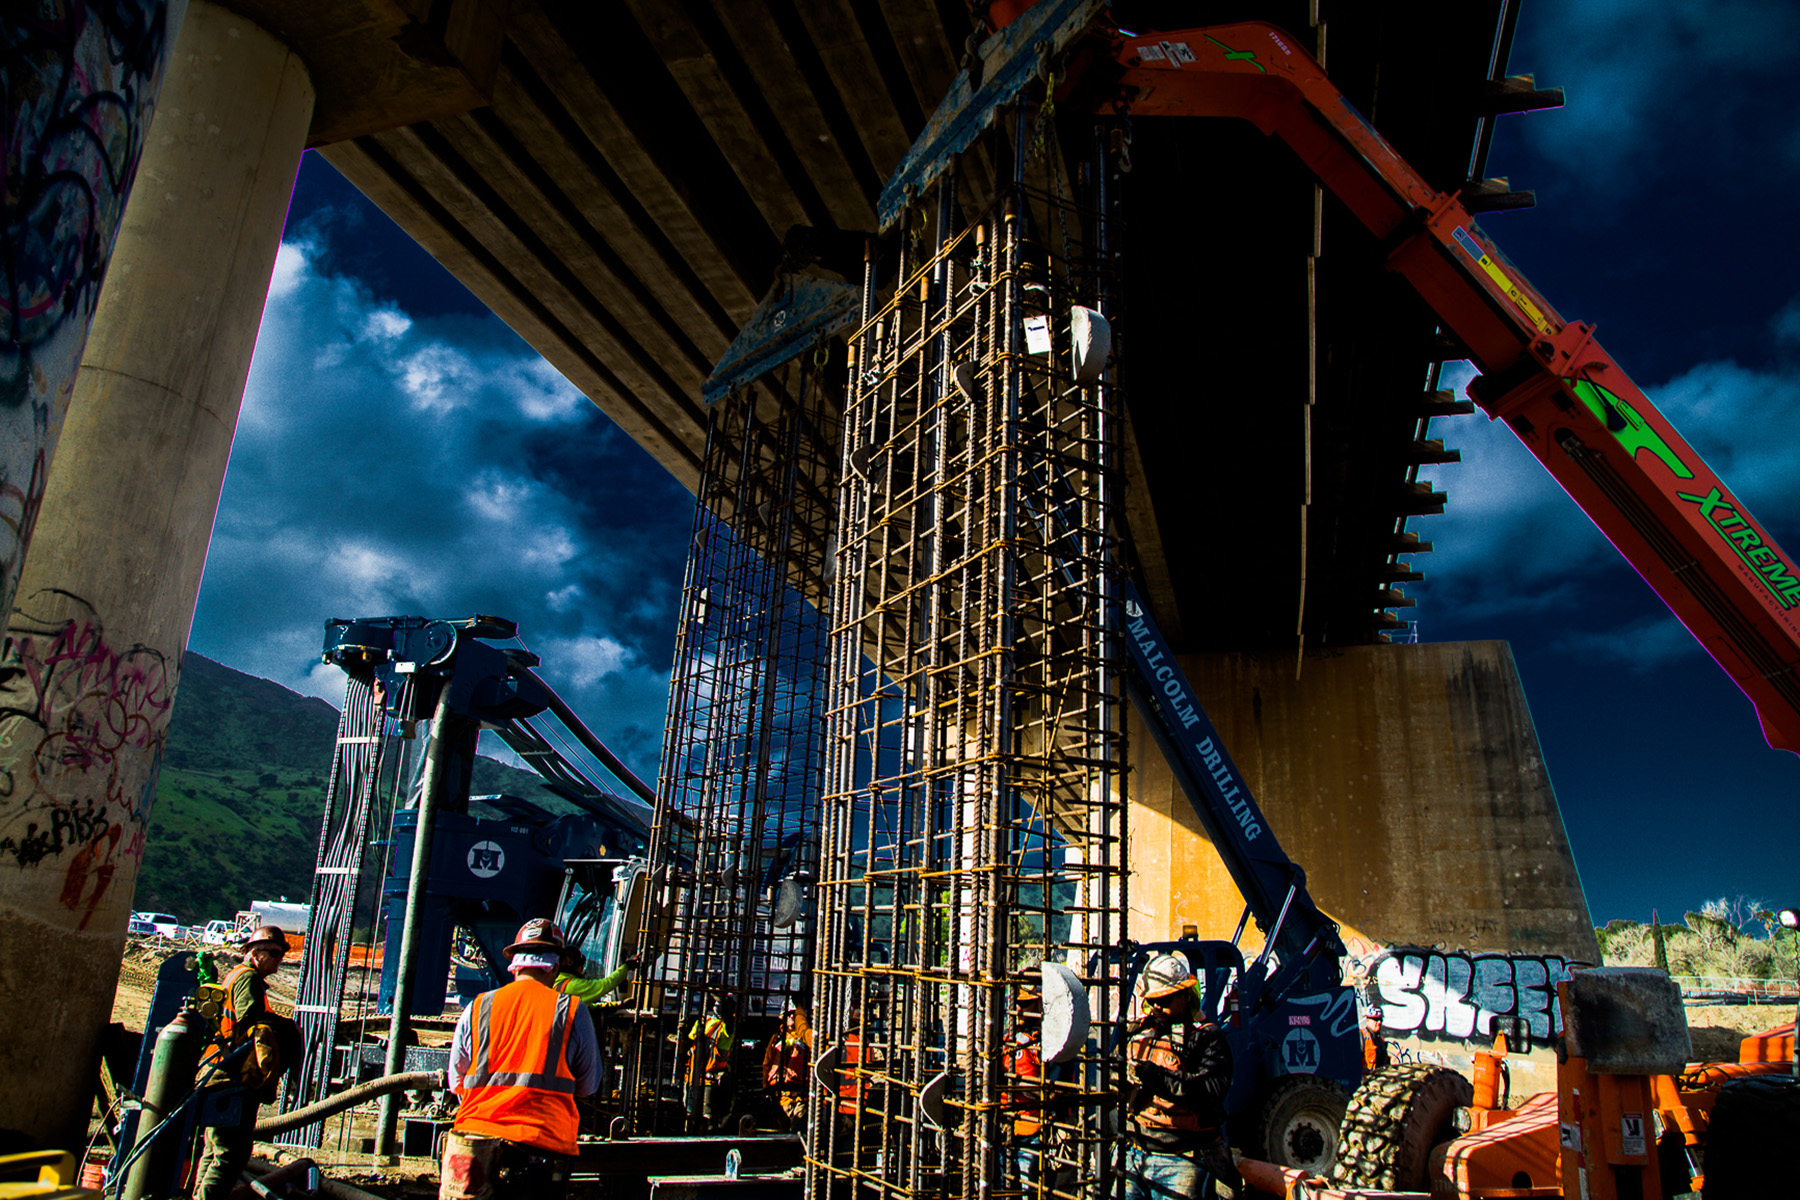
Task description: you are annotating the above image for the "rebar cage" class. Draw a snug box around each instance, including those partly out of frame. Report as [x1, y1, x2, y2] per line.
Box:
[629, 360, 840, 1130]
[808, 133, 1129, 1200]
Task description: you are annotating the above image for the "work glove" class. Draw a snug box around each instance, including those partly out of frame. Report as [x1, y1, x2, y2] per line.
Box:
[624, 952, 645, 973]
[1132, 1061, 1168, 1094]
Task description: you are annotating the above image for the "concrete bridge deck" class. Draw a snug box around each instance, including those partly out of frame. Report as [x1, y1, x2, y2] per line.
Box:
[231, 0, 1532, 652]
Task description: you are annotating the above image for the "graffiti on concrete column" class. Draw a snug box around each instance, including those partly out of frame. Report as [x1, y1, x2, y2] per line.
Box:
[1367, 947, 1575, 1044]
[0, 0, 176, 610]
[0, 589, 173, 928]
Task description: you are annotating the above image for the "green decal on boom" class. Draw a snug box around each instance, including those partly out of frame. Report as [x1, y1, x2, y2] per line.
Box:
[1567, 378, 1693, 480]
[1676, 486, 1800, 610]
[1204, 35, 1267, 73]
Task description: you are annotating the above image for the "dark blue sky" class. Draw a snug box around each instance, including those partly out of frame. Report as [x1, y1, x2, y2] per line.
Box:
[1409, 0, 1800, 923]
[188, 0, 1798, 928]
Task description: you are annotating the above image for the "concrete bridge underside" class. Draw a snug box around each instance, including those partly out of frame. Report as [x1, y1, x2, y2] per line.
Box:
[0, 0, 1601, 1146]
[243, 0, 1600, 946]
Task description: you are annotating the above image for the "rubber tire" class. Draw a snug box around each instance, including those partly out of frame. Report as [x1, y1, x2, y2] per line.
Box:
[1333, 1063, 1472, 1192]
[1702, 1075, 1800, 1199]
[1252, 1076, 1350, 1175]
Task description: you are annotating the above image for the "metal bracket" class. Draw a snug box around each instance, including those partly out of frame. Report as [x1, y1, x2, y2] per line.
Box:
[875, 0, 1108, 231]
[701, 275, 859, 406]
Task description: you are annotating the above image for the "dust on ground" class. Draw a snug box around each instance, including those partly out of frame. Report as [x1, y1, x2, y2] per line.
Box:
[112, 941, 301, 1032]
[1684, 1003, 1794, 1062]
[108, 942, 446, 1196]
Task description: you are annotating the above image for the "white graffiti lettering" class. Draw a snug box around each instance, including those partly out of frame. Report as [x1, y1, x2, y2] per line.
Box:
[1370, 949, 1572, 1043]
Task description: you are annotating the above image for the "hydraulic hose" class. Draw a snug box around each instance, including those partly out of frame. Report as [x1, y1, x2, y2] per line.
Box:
[255, 1071, 441, 1137]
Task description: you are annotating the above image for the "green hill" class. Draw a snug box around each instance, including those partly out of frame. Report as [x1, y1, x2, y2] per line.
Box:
[136, 654, 562, 923]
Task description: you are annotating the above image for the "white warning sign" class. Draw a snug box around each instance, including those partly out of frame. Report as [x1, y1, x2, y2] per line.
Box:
[1620, 1112, 1645, 1157]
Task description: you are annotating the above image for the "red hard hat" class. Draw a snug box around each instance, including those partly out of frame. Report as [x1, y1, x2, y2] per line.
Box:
[247, 925, 289, 953]
[504, 918, 567, 959]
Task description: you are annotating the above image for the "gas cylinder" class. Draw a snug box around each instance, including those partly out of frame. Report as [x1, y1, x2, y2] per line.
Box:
[123, 1010, 206, 1200]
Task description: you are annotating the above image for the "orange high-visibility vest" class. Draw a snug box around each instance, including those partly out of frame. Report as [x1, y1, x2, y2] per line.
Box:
[1010, 1034, 1043, 1137]
[198, 962, 266, 1076]
[454, 978, 583, 1155]
[217, 963, 265, 1042]
[1126, 1022, 1205, 1134]
[836, 1032, 864, 1116]
[686, 1015, 731, 1085]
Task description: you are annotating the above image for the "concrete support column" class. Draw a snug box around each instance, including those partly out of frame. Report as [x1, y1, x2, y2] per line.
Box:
[0, 1, 314, 1146]
[0, 0, 187, 621]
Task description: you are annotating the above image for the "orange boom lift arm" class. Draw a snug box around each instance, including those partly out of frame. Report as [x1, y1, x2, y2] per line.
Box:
[1088, 22, 1800, 753]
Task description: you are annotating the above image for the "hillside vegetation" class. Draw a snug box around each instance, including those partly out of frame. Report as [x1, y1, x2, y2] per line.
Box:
[1597, 897, 1800, 981]
[136, 654, 558, 923]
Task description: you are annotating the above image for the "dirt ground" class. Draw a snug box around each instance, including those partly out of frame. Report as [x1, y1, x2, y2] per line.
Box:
[105, 942, 1794, 1193]
[1683, 1003, 1794, 1062]
[107, 943, 443, 1193]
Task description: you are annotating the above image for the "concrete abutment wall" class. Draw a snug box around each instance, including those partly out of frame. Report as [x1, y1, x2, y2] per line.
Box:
[1128, 639, 1598, 963]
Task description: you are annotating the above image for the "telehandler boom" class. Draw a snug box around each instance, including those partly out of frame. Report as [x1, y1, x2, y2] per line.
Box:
[884, 0, 1800, 754]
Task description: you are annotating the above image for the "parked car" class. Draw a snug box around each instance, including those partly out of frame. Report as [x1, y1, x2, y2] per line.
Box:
[201, 919, 235, 945]
[133, 912, 180, 938]
[126, 915, 157, 936]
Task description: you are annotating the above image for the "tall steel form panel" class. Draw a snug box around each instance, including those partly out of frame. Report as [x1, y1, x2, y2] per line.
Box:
[281, 675, 389, 1147]
[808, 134, 1129, 1200]
[631, 363, 838, 1130]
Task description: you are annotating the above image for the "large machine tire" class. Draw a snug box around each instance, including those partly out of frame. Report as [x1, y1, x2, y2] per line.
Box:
[1702, 1075, 1800, 1199]
[1251, 1076, 1350, 1175]
[1333, 1063, 1472, 1192]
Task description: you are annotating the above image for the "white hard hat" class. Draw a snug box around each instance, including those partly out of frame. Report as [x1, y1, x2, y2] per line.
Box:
[1138, 953, 1194, 1000]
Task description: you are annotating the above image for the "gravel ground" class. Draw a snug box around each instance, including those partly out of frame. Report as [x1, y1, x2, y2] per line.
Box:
[1684, 1003, 1795, 1063]
[111, 942, 299, 1033]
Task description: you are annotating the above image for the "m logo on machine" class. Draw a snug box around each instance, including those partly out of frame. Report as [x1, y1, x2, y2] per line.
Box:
[1282, 1026, 1320, 1073]
[467, 840, 505, 879]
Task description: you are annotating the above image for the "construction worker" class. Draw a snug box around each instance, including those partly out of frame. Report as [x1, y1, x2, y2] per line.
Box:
[1361, 1005, 1390, 1071]
[441, 919, 599, 1200]
[684, 993, 735, 1131]
[834, 1007, 865, 1126]
[1123, 953, 1241, 1200]
[1010, 984, 1045, 1188]
[553, 945, 644, 1005]
[760, 997, 812, 1129]
[195, 926, 295, 1200]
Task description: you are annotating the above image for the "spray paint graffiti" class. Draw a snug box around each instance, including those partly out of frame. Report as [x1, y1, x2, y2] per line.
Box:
[0, 589, 173, 928]
[1366, 947, 1576, 1044]
[0, 0, 177, 614]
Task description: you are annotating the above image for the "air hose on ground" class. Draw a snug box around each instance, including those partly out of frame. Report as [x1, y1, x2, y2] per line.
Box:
[254, 1071, 442, 1137]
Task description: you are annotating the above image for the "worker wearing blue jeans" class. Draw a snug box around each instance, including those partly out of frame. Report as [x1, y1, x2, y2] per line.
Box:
[1123, 954, 1240, 1200]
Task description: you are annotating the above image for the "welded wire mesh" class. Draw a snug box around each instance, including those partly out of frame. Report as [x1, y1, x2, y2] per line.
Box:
[806, 147, 1129, 1200]
[628, 360, 840, 1131]
[280, 673, 388, 1145]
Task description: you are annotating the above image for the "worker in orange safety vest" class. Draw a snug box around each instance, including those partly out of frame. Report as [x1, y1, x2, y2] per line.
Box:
[441, 919, 600, 1200]
[1010, 984, 1045, 1188]
[1123, 953, 1241, 1200]
[684, 992, 736, 1131]
[835, 1010, 866, 1119]
[1361, 1005, 1391, 1071]
[760, 997, 812, 1130]
[195, 926, 294, 1200]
